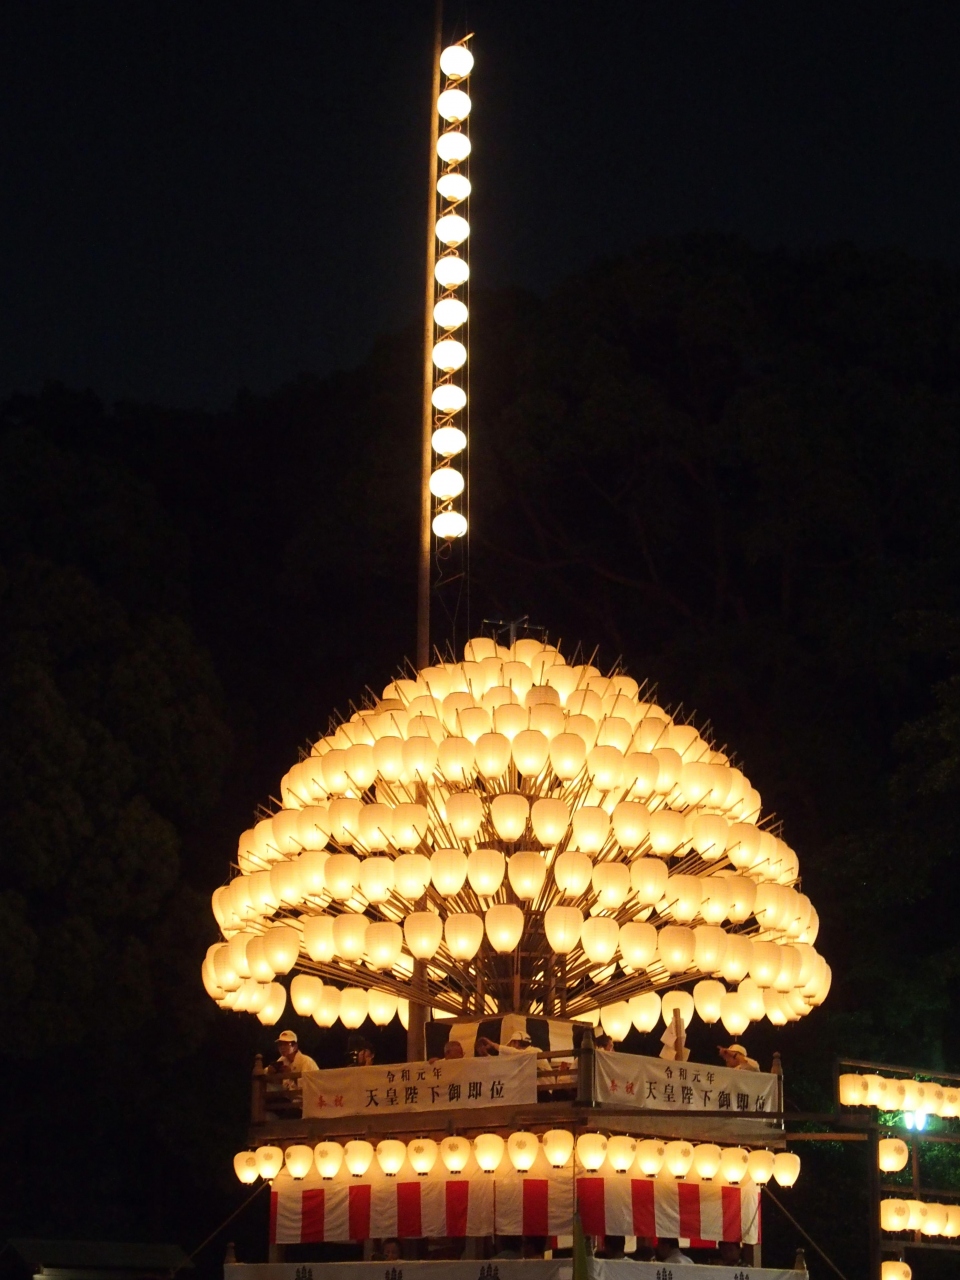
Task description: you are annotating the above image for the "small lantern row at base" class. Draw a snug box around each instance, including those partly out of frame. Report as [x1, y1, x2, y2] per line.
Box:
[235, 1134, 800, 1185]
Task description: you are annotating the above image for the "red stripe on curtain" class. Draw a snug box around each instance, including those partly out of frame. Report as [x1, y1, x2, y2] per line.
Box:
[721, 1185, 742, 1242]
[397, 1182, 422, 1238]
[301, 1188, 325, 1242]
[522, 1179, 549, 1236]
[348, 1183, 371, 1240]
[445, 1179, 469, 1237]
[269, 1190, 278, 1244]
[631, 1179, 656, 1237]
[576, 1178, 606, 1235]
[677, 1182, 701, 1241]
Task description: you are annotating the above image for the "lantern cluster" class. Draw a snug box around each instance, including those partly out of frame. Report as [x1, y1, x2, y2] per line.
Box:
[881, 1198, 960, 1238]
[204, 635, 829, 1025]
[430, 42, 474, 541]
[235, 1134, 799, 1185]
[839, 1073, 960, 1121]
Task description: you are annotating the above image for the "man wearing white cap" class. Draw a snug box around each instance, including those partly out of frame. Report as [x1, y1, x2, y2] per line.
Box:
[268, 1030, 319, 1078]
[719, 1042, 760, 1072]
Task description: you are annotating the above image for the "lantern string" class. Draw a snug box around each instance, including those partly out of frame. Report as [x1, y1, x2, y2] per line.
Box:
[761, 1184, 849, 1280]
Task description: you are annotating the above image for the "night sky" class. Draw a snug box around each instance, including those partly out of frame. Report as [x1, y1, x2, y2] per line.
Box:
[2, 0, 959, 409]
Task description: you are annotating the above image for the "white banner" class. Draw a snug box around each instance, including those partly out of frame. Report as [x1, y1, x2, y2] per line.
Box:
[595, 1051, 778, 1117]
[302, 1052, 537, 1119]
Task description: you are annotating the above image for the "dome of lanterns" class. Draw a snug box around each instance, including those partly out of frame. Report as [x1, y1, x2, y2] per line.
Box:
[202, 635, 830, 1034]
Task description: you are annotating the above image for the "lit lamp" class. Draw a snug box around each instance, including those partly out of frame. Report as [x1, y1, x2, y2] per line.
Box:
[344, 1140, 375, 1177]
[747, 1150, 775, 1184]
[664, 1141, 694, 1178]
[878, 1139, 909, 1173]
[693, 979, 726, 1024]
[542, 1130, 574, 1168]
[607, 1135, 638, 1173]
[234, 1152, 259, 1184]
[881, 1264, 912, 1280]
[284, 1145, 315, 1179]
[880, 1199, 910, 1231]
[719, 1147, 749, 1184]
[507, 1132, 540, 1172]
[440, 1136, 470, 1174]
[576, 1133, 608, 1172]
[474, 1133, 505, 1173]
[407, 1139, 439, 1176]
[599, 1002, 631, 1043]
[636, 1139, 666, 1176]
[773, 1152, 801, 1187]
[692, 1144, 722, 1180]
[255, 1146, 283, 1180]
[629, 992, 661, 1033]
[376, 1140, 408, 1177]
[314, 1142, 344, 1179]
[839, 1073, 869, 1106]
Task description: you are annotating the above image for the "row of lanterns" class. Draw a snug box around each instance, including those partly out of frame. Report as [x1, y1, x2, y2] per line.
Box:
[881, 1198, 960, 1236]
[840, 1073, 960, 1119]
[235, 1133, 800, 1185]
[430, 42, 474, 540]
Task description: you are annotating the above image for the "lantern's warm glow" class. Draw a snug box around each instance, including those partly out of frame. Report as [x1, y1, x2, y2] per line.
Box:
[879, 1138, 909, 1173]
[344, 1140, 375, 1177]
[234, 1152, 259, 1183]
[543, 1129, 575, 1168]
[440, 1135, 470, 1174]
[607, 1135, 638, 1173]
[255, 1146, 283, 1180]
[507, 1131, 540, 1172]
[474, 1133, 505, 1173]
[881, 1264, 912, 1280]
[664, 1141, 694, 1178]
[773, 1151, 801, 1187]
[692, 1144, 722, 1180]
[576, 1133, 608, 1172]
[719, 1147, 749, 1184]
[376, 1140, 408, 1176]
[314, 1142, 344, 1179]
[747, 1149, 775, 1184]
[284, 1145, 314, 1179]
[636, 1139, 665, 1176]
[880, 1199, 910, 1232]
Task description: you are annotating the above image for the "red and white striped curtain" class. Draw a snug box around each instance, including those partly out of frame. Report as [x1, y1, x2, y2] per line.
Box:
[271, 1153, 759, 1245]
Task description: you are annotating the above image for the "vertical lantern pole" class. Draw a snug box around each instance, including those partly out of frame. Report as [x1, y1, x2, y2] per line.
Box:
[417, 0, 443, 672]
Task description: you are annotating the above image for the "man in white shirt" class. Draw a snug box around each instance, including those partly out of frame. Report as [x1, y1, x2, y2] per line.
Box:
[719, 1042, 760, 1072]
[268, 1030, 319, 1079]
[655, 1238, 693, 1265]
[476, 1032, 538, 1055]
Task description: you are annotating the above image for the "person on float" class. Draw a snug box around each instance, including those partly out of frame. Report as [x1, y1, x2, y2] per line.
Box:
[266, 1030, 318, 1077]
[718, 1042, 760, 1071]
[656, 1237, 694, 1265]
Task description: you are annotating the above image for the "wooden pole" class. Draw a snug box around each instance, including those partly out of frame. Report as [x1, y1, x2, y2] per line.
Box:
[417, 0, 443, 671]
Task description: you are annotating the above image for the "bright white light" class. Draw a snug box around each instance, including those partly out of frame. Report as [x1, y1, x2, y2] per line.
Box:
[435, 256, 470, 289]
[434, 298, 468, 330]
[432, 384, 466, 413]
[432, 339, 466, 372]
[437, 89, 472, 124]
[438, 173, 471, 203]
[437, 131, 471, 164]
[440, 45, 474, 79]
[436, 214, 470, 247]
[433, 426, 466, 457]
[429, 467, 464, 500]
[433, 510, 467, 539]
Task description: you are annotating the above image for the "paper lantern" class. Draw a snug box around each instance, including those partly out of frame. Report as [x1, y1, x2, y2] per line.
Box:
[593, 861, 631, 909]
[365, 921, 403, 970]
[773, 1151, 801, 1187]
[880, 1199, 910, 1232]
[394, 853, 432, 900]
[657, 925, 695, 974]
[572, 807, 610, 853]
[636, 1139, 666, 1176]
[531, 797, 570, 845]
[719, 936, 753, 985]
[392, 803, 429, 849]
[839, 1073, 869, 1107]
[433, 298, 468, 331]
[944, 1205, 960, 1237]
[599, 1001, 631, 1042]
[550, 733, 587, 779]
[544, 905, 583, 954]
[262, 926, 299, 975]
[439, 43, 474, 79]
[864, 1075, 890, 1108]
[340, 987, 369, 1029]
[725, 876, 758, 922]
[749, 941, 782, 988]
[692, 1144, 722, 1180]
[663, 874, 702, 923]
[407, 1138, 438, 1176]
[619, 922, 658, 969]
[693, 925, 729, 974]
[576, 1133, 608, 1172]
[257, 983, 287, 1026]
[270, 860, 303, 908]
[507, 1131, 540, 1172]
[467, 847, 505, 895]
[344, 1140, 374, 1177]
[255, 1146, 283, 1179]
[542, 1129, 574, 1168]
[881, 1264, 911, 1280]
[662, 990, 694, 1029]
[290, 974, 324, 1017]
[474, 1133, 505, 1173]
[234, 1151, 259, 1183]
[581, 917, 619, 965]
[368, 988, 399, 1025]
[554, 851, 593, 897]
[314, 985, 341, 1027]
[440, 1135, 470, 1174]
[629, 991, 661, 1033]
[431, 848, 468, 895]
[664, 1141, 694, 1177]
[719, 992, 750, 1036]
[333, 912, 369, 961]
[719, 1147, 749, 1184]
[285, 1145, 315, 1179]
[763, 989, 789, 1026]
[693, 979, 726, 1024]
[513, 730, 550, 776]
[607, 1135, 638, 1173]
[445, 912, 484, 959]
[612, 801, 650, 849]
[648, 810, 686, 856]
[475, 732, 512, 779]
[404, 911, 443, 959]
[314, 1141, 344, 1179]
[747, 1149, 776, 1184]
[508, 851, 547, 899]
[699, 877, 734, 923]
[631, 858, 668, 905]
[445, 792, 483, 838]
[325, 854, 361, 900]
[376, 1139, 408, 1176]
[901, 1079, 920, 1112]
[879, 1139, 909, 1173]
[245, 937, 275, 984]
[738, 978, 766, 1022]
[922, 1203, 946, 1236]
[485, 903, 524, 953]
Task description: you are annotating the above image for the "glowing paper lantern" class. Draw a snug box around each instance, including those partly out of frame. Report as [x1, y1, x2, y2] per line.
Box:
[607, 1135, 638, 1173]
[507, 1131, 540, 1172]
[619, 922, 658, 969]
[407, 1138, 439, 1176]
[344, 1140, 374, 1177]
[376, 1139, 408, 1176]
[664, 1141, 694, 1178]
[542, 1129, 574, 1168]
[394, 853, 432, 900]
[544, 905, 583, 954]
[554, 851, 593, 897]
[631, 858, 668, 905]
[468, 847, 505, 895]
[599, 1001, 631, 1042]
[881, 1264, 912, 1280]
[693, 979, 726, 1024]
[339, 987, 369, 1029]
[431, 848, 468, 895]
[773, 1151, 801, 1187]
[445, 912, 484, 960]
[485, 903, 524, 953]
[576, 1133, 608, 1172]
[629, 991, 661, 1033]
[285, 1145, 315, 1179]
[474, 1133, 505, 1173]
[719, 992, 750, 1036]
[440, 1135, 470, 1174]
[234, 1151, 259, 1183]
[290, 974, 324, 1017]
[880, 1199, 910, 1232]
[839, 1073, 869, 1107]
[719, 1147, 749, 1184]
[692, 1144, 722, 1180]
[508, 851, 547, 899]
[255, 1146, 283, 1180]
[636, 1139, 666, 1176]
[364, 921, 403, 970]
[314, 1141, 344, 1179]
[747, 1149, 776, 1184]
[657, 925, 695, 974]
[879, 1139, 909, 1173]
[581, 917, 619, 965]
[368, 989, 399, 1026]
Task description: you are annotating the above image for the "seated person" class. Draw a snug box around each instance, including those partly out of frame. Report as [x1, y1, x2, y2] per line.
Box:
[266, 1030, 318, 1084]
[596, 1234, 626, 1259]
[656, 1237, 694, 1265]
[430, 1038, 465, 1063]
[718, 1042, 760, 1071]
[716, 1240, 743, 1265]
[382, 1239, 401, 1261]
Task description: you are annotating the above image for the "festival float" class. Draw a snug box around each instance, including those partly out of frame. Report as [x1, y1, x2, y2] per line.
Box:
[199, 20, 956, 1280]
